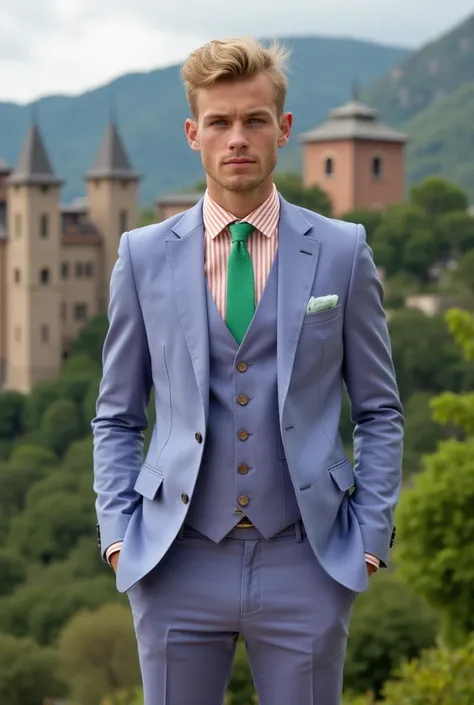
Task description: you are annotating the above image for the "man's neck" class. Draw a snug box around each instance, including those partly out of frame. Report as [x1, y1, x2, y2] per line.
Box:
[206, 180, 274, 220]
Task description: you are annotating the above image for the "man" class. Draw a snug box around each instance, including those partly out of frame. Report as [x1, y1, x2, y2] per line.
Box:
[93, 37, 403, 705]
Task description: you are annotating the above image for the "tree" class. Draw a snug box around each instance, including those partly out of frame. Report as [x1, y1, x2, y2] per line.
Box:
[396, 309, 474, 638]
[0, 550, 26, 597]
[0, 390, 26, 439]
[41, 399, 84, 457]
[451, 249, 474, 295]
[226, 638, 256, 705]
[273, 172, 332, 215]
[371, 203, 436, 280]
[340, 208, 384, 245]
[344, 572, 438, 697]
[410, 176, 469, 220]
[71, 314, 109, 366]
[58, 603, 141, 705]
[437, 210, 474, 259]
[0, 633, 64, 705]
[24, 379, 61, 430]
[379, 636, 474, 704]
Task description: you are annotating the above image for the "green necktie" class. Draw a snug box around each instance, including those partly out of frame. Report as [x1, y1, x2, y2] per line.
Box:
[226, 221, 256, 344]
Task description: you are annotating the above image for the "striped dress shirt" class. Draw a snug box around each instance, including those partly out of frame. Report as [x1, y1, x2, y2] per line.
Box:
[106, 187, 379, 571]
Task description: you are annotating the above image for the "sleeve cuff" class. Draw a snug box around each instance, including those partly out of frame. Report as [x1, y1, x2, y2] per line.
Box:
[365, 552, 380, 570]
[105, 541, 123, 564]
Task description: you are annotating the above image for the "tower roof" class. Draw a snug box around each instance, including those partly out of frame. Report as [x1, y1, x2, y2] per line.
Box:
[86, 121, 140, 181]
[300, 99, 408, 144]
[0, 155, 11, 176]
[9, 123, 61, 186]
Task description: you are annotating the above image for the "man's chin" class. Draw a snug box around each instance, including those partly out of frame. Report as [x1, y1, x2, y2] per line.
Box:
[220, 175, 263, 193]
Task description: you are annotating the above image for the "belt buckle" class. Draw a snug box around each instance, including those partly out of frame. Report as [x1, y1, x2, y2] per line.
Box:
[236, 519, 254, 528]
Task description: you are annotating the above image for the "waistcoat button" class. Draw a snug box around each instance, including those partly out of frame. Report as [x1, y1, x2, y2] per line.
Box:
[236, 361, 248, 373]
[238, 429, 249, 441]
[238, 495, 249, 507]
[237, 394, 249, 406]
[238, 464, 249, 474]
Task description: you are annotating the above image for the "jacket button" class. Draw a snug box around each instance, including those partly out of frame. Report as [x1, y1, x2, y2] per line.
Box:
[238, 429, 249, 441]
[236, 361, 248, 373]
[238, 495, 249, 507]
[238, 463, 249, 474]
[237, 394, 249, 406]
[195, 432, 202, 443]
[181, 493, 189, 504]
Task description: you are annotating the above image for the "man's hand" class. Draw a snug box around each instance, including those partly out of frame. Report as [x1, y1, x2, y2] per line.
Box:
[366, 562, 377, 577]
[110, 551, 121, 573]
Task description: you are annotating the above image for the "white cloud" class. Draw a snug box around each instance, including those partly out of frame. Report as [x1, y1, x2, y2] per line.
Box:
[0, 0, 472, 102]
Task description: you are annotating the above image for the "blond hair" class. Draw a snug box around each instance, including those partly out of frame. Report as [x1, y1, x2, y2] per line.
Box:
[181, 38, 290, 116]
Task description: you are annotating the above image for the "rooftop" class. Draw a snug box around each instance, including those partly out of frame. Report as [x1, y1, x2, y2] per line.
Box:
[300, 99, 408, 144]
[8, 123, 62, 186]
[86, 121, 140, 182]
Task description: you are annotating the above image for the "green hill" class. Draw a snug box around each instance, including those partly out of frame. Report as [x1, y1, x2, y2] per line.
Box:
[362, 12, 474, 126]
[405, 81, 474, 199]
[0, 37, 408, 205]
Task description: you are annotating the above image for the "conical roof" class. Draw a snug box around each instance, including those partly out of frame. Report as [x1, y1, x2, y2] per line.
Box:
[9, 123, 61, 186]
[86, 121, 139, 181]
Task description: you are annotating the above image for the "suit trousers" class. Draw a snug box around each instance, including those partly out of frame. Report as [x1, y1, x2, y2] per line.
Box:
[127, 522, 356, 705]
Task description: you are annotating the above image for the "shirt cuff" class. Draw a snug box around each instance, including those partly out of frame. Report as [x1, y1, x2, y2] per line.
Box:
[105, 541, 123, 564]
[365, 552, 380, 570]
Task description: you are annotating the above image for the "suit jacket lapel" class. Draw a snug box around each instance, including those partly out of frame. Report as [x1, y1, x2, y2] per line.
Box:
[277, 197, 320, 415]
[165, 200, 210, 421]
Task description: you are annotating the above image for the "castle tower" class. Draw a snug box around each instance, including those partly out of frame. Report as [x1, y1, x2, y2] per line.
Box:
[5, 124, 63, 392]
[85, 120, 140, 311]
[300, 99, 408, 216]
[0, 156, 12, 385]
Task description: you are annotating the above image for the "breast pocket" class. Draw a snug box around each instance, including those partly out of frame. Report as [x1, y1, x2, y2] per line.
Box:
[302, 304, 342, 327]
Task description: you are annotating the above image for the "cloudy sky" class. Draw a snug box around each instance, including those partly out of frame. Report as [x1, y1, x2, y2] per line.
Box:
[1, 0, 473, 103]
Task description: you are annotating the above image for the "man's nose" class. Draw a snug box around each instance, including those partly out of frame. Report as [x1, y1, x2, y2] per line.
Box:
[228, 125, 249, 151]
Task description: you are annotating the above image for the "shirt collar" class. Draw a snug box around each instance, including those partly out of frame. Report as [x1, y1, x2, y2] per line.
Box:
[203, 185, 280, 240]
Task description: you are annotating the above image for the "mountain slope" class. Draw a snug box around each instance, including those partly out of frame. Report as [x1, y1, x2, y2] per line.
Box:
[405, 81, 474, 199]
[362, 12, 474, 125]
[0, 37, 408, 205]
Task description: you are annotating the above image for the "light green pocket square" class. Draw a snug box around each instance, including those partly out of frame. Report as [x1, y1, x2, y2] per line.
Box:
[306, 294, 339, 314]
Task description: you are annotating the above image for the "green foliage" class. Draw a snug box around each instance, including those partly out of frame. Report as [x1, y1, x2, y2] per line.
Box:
[344, 572, 438, 697]
[410, 176, 469, 220]
[41, 399, 84, 457]
[58, 603, 141, 705]
[0, 550, 26, 597]
[71, 314, 109, 366]
[0, 390, 26, 439]
[340, 208, 384, 244]
[379, 636, 474, 703]
[273, 172, 332, 215]
[0, 633, 65, 705]
[0, 576, 120, 646]
[438, 210, 474, 258]
[24, 379, 61, 431]
[226, 638, 256, 704]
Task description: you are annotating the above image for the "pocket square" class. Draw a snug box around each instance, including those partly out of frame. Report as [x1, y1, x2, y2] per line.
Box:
[306, 294, 338, 314]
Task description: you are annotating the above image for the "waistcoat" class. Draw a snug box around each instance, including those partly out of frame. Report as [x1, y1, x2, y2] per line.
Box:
[185, 252, 301, 540]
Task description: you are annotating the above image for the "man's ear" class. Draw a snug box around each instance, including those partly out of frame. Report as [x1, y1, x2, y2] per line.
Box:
[277, 111, 293, 149]
[185, 118, 201, 152]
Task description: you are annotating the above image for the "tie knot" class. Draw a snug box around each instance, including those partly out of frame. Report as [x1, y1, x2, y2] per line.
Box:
[229, 221, 255, 244]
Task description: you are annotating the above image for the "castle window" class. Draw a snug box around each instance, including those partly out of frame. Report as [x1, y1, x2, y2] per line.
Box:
[40, 325, 49, 343]
[85, 262, 94, 277]
[324, 157, 334, 177]
[74, 303, 88, 321]
[372, 156, 383, 179]
[75, 262, 85, 278]
[61, 262, 70, 279]
[40, 268, 50, 284]
[119, 210, 128, 234]
[14, 214, 21, 238]
[40, 213, 49, 238]
[14, 268, 21, 284]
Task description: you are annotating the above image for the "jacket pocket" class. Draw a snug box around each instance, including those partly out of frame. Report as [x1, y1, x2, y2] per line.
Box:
[134, 464, 164, 500]
[328, 458, 355, 492]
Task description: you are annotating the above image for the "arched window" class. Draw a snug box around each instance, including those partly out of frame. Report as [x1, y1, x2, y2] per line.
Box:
[372, 156, 383, 179]
[324, 157, 334, 177]
[40, 268, 50, 284]
[40, 213, 49, 238]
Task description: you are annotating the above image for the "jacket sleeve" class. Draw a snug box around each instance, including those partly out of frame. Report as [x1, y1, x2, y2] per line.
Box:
[343, 224, 404, 566]
[92, 231, 153, 560]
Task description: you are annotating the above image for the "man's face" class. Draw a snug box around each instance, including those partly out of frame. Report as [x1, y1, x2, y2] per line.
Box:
[185, 72, 292, 195]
